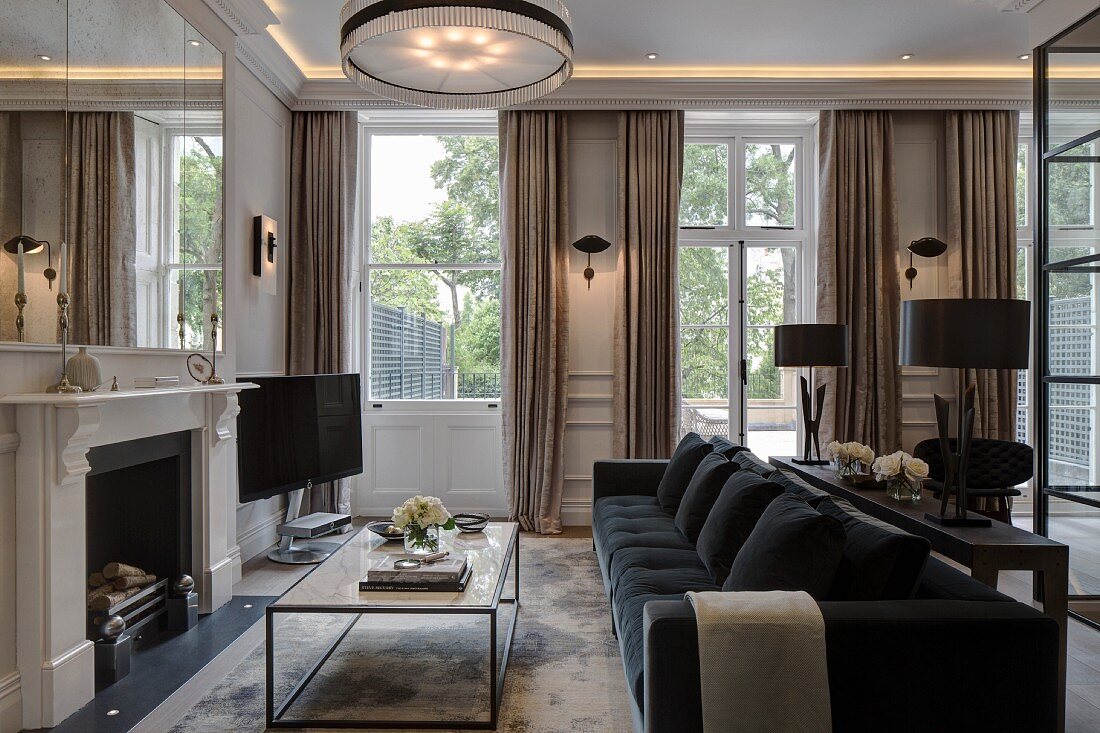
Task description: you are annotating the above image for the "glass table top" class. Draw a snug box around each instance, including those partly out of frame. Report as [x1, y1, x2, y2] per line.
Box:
[271, 522, 519, 610]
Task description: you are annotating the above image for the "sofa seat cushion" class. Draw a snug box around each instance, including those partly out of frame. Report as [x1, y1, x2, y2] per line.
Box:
[732, 451, 775, 477]
[724, 493, 846, 600]
[609, 547, 709, 588]
[613, 566, 719, 614]
[916, 557, 1016, 603]
[817, 497, 931, 601]
[657, 433, 715, 512]
[696, 471, 784, 584]
[599, 516, 695, 560]
[593, 496, 668, 533]
[767, 469, 832, 507]
[617, 592, 684, 705]
[674, 453, 740, 542]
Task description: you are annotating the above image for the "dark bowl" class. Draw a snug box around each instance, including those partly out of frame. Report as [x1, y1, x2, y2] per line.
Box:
[366, 521, 405, 541]
[453, 512, 490, 533]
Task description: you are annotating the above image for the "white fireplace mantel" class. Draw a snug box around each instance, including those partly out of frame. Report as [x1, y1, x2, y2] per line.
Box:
[4, 383, 257, 729]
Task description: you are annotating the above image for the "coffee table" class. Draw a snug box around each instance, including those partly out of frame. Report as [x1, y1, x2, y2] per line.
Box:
[265, 522, 520, 729]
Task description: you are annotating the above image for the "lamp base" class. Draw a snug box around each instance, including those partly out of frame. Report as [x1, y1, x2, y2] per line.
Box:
[792, 458, 830, 466]
[923, 512, 992, 528]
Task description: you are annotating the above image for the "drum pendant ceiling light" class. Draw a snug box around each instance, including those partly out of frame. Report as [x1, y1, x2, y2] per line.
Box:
[340, 0, 574, 109]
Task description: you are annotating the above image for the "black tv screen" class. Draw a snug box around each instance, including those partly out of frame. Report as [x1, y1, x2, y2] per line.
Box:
[237, 374, 363, 504]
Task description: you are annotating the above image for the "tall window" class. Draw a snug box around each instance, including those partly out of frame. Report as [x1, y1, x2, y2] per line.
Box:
[679, 133, 810, 456]
[365, 132, 501, 400]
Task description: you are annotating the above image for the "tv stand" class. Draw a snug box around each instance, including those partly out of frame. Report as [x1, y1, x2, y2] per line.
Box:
[267, 484, 351, 565]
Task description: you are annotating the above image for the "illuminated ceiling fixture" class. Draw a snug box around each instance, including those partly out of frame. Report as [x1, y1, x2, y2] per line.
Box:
[339, 0, 574, 109]
[35, 54, 52, 61]
[1018, 53, 1031, 60]
[187, 39, 203, 47]
[899, 53, 914, 60]
[646, 52, 659, 60]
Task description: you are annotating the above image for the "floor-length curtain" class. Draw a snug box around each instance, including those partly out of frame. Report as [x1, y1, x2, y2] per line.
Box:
[817, 110, 902, 453]
[613, 111, 685, 458]
[499, 111, 570, 535]
[67, 111, 136, 346]
[945, 110, 1020, 441]
[0, 114, 22, 344]
[288, 111, 358, 519]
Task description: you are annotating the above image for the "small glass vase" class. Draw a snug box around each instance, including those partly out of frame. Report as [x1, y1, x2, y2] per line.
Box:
[834, 458, 861, 480]
[404, 524, 440, 555]
[886, 475, 922, 502]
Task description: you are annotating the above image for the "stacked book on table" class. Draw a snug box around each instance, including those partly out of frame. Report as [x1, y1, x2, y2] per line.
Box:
[359, 554, 471, 592]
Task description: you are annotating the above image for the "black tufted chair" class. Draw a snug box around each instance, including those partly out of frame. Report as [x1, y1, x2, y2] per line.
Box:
[912, 438, 1033, 524]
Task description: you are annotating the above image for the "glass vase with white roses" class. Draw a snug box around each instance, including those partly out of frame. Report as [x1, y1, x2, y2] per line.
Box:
[391, 495, 457, 554]
[872, 451, 929, 502]
[827, 441, 875, 479]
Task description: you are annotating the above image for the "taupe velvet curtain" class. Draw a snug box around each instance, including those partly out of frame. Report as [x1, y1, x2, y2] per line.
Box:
[613, 111, 685, 458]
[0, 114, 22, 343]
[288, 110, 358, 518]
[817, 110, 902, 453]
[67, 111, 136, 346]
[945, 110, 1020, 441]
[499, 111, 570, 535]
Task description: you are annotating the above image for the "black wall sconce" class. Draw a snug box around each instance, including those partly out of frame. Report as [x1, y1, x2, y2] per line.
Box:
[905, 236, 948, 289]
[571, 235, 612, 290]
[252, 215, 278, 277]
[3, 235, 57, 289]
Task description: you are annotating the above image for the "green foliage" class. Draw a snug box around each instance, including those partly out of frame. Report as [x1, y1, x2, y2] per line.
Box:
[745, 144, 796, 226]
[431, 136, 500, 239]
[681, 144, 728, 226]
[454, 292, 501, 374]
[1048, 143, 1093, 227]
[178, 135, 223, 349]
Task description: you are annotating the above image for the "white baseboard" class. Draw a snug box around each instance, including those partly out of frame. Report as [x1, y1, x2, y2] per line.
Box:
[0, 672, 21, 733]
[561, 499, 593, 527]
[236, 507, 286, 564]
[227, 545, 242, 585]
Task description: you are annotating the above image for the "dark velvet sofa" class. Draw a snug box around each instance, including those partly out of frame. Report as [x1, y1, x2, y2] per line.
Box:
[591, 455, 1059, 733]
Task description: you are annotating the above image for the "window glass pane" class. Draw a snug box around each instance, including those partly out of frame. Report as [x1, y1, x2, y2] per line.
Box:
[1017, 143, 1028, 229]
[369, 269, 500, 399]
[1046, 382, 1098, 487]
[178, 269, 222, 352]
[679, 247, 729, 325]
[1048, 142, 1093, 227]
[745, 143, 797, 227]
[681, 328, 729, 439]
[1016, 246, 1029, 445]
[178, 134, 223, 265]
[370, 135, 500, 265]
[1047, 245, 1096, 378]
[746, 246, 798, 326]
[746, 328, 796, 459]
[680, 143, 729, 227]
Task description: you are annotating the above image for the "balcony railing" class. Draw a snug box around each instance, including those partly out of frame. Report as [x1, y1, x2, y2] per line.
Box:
[370, 368, 501, 400]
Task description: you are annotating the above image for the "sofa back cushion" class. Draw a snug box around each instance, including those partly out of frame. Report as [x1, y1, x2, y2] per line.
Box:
[817, 497, 931, 601]
[723, 493, 846, 600]
[767, 469, 832, 508]
[674, 453, 740, 542]
[657, 433, 715, 511]
[696, 471, 784, 584]
[732, 451, 774, 477]
[708, 435, 748, 459]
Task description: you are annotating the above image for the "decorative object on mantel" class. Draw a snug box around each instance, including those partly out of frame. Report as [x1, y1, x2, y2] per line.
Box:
[904, 236, 948, 289]
[827, 441, 874, 480]
[134, 376, 180, 389]
[872, 450, 929, 502]
[571, 235, 612, 290]
[207, 313, 224, 384]
[899, 298, 1030, 527]
[774, 324, 849, 465]
[67, 347, 103, 392]
[47, 242, 81, 394]
[339, 0, 574, 109]
[392, 495, 456, 555]
[186, 353, 212, 383]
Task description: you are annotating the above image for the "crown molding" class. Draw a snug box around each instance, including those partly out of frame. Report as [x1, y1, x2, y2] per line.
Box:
[201, 0, 279, 36]
[236, 34, 303, 107]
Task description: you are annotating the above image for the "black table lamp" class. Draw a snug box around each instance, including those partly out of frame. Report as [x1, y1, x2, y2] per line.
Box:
[899, 298, 1030, 527]
[774, 324, 849, 465]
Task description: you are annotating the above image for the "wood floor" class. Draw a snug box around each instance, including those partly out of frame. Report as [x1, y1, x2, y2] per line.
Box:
[135, 522, 1100, 733]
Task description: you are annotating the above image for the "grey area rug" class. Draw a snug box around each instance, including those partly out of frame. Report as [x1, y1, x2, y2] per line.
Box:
[169, 537, 632, 733]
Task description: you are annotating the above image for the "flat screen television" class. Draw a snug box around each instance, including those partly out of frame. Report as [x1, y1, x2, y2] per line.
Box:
[236, 374, 363, 504]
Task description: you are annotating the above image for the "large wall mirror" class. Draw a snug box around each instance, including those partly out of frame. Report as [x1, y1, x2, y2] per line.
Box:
[0, 0, 224, 351]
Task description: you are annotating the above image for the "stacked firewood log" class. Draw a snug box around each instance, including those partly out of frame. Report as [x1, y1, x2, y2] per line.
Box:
[86, 563, 157, 612]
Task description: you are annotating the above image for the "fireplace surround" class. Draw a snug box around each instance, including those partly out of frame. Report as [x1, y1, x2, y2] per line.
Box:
[2, 383, 256, 729]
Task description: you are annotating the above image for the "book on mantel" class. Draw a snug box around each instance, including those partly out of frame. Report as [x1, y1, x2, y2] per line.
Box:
[358, 554, 471, 592]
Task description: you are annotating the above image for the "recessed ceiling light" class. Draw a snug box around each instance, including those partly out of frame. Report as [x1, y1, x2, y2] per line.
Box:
[899, 53, 914, 61]
[35, 54, 51, 61]
[645, 52, 659, 60]
[106, 710, 120, 717]
[187, 39, 202, 47]
[1018, 53, 1031, 60]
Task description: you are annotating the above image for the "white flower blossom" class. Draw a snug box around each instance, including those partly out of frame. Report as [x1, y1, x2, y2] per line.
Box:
[391, 495, 451, 530]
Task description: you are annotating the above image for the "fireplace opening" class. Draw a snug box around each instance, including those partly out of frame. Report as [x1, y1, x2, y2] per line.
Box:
[85, 431, 192, 660]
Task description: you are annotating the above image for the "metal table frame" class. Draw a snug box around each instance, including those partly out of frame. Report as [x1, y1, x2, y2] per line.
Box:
[265, 528, 520, 730]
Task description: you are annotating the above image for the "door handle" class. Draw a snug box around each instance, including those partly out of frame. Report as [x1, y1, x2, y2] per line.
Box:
[740, 359, 748, 386]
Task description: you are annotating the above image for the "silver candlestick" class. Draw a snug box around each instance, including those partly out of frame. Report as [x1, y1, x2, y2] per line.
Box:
[14, 292, 26, 343]
[177, 311, 185, 350]
[206, 312, 224, 385]
[47, 291, 81, 394]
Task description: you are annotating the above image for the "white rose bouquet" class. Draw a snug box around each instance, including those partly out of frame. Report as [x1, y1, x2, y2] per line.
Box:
[871, 451, 929, 502]
[392, 495, 456, 553]
[827, 441, 875, 479]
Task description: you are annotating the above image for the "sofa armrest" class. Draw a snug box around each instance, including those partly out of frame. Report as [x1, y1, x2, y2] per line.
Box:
[592, 459, 668, 504]
[641, 599, 1058, 733]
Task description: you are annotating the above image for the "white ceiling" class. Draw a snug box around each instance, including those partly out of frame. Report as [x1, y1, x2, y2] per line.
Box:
[264, 0, 1034, 79]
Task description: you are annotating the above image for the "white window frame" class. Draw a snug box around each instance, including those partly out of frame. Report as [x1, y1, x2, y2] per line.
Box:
[679, 125, 816, 450]
[360, 119, 501, 406]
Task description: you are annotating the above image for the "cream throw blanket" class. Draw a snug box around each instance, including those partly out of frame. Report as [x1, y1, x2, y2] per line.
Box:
[685, 590, 831, 733]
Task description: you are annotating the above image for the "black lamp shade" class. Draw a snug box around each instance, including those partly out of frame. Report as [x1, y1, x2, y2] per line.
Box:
[571, 235, 612, 254]
[3, 236, 46, 255]
[774, 324, 849, 367]
[899, 298, 1030, 369]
